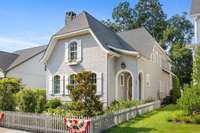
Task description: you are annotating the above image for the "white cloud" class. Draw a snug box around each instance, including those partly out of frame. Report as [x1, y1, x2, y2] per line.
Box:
[0, 36, 41, 52]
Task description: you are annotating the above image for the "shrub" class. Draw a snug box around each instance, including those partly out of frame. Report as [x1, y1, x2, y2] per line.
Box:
[177, 84, 200, 115]
[17, 89, 37, 112]
[34, 89, 46, 113]
[67, 71, 103, 117]
[105, 100, 140, 113]
[17, 88, 46, 113]
[46, 98, 62, 109]
[170, 76, 181, 104]
[0, 78, 23, 111]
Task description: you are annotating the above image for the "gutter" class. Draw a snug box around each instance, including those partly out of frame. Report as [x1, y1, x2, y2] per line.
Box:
[108, 45, 139, 56]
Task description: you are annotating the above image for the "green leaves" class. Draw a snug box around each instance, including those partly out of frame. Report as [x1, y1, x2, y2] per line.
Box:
[0, 78, 23, 111]
[178, 84, 200, 115]
[67, 71, 103, 117]
[192, 46, 200, 84]
[16, 88, 46, 113]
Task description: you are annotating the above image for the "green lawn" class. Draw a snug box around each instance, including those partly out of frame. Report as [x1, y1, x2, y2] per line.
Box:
[104, 105, 200, 133]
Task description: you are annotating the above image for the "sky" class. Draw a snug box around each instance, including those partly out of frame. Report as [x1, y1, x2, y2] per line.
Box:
[0, 0, 192, 52]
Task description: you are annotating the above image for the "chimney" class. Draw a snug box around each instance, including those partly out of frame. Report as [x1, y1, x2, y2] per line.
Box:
[65, 11, 76, 25]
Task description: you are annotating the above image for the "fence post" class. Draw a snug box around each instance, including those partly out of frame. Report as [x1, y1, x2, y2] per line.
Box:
[89, 119, 95, 133]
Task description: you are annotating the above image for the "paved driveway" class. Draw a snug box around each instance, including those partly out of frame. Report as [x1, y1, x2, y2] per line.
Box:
[0, 127, 31, 133]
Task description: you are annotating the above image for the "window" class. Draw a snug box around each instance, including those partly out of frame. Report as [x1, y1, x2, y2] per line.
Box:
[69, 74, 76, 90]
[53, 75, 60, 94]
[91, 73, 97, 88]
[69, 41, 78, 62]
[120, 74, 125, 86]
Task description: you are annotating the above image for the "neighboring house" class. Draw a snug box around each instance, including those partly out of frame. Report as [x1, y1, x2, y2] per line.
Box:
[191, 0, 200, 45]
[0, 46, 47, 88]
[40, 11, 172, 106]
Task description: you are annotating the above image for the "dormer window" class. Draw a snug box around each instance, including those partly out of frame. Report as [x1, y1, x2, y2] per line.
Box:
[69, 41, 78, 62]
[65, 39, 82, 65]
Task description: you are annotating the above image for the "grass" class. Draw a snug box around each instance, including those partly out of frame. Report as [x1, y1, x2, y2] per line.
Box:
[104, 105, 200, 133]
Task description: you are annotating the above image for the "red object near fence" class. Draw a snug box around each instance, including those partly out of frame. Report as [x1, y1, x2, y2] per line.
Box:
[0, 112, 4, 122]
[64, 117, 91, 133]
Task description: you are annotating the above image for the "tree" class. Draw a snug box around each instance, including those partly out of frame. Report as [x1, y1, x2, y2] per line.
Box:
[104, 0, 167, 45]
[0, 78, 23, 111]
[134, 0, 167, 43]
[192, 46, 200, 84]
[67, 71, 103, 117]
[160, 12, 194, 49]
[170, 43, 193, 86]
[102, 19, 122, 32]
[170, 76, 181, 104]
[112, 1, 136, 31]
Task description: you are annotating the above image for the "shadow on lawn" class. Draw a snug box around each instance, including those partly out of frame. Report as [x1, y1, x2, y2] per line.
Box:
[104, 127, 156, 133]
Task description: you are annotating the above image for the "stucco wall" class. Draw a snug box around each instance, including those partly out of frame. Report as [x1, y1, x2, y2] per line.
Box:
[0, 71, 4, 78]
[107, 54, 138, 104]
[46, 33, 108, 105]
[138, 45, 171, 100]
[6, 52, 46, 88]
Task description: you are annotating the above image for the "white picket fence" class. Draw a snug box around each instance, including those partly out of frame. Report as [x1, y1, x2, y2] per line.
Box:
[0, 101, 160, 133]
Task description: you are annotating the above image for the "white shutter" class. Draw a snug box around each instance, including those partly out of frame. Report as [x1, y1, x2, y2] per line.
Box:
[65, 42, 69, 62]
[48, 76, 53, 95]
[65, 75, 69, 95]
[60, 76, 64, 95]
[77, 40, 82, 62]
[97, 73, 103, 95]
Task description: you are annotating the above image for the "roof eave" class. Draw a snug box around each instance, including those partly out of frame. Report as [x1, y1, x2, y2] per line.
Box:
[108, 45, 139, 56]
[41, 28, 121, 63]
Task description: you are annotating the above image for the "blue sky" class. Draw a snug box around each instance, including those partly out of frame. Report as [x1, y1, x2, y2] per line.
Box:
[0, 0, 192, 52]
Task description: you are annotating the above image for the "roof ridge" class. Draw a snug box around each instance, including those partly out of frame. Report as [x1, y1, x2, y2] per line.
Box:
[0, 51, 18, 56]
[14, 45, 47, 53]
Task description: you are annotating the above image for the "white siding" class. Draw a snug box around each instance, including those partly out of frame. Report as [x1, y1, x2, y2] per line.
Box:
[6, 52, 46, 88]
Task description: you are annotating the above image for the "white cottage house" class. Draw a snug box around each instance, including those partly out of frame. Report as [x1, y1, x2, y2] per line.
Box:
[0, 11, 172, 106]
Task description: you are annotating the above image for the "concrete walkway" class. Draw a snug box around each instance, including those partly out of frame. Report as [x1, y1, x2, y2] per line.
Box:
[0, 127, 31, 133]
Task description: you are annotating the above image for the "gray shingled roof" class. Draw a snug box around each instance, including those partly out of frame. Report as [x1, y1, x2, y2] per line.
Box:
[56, 11, 135, 52]
[56, 11, 159, 58]
[6, 45, 47, 71]
[191, 0, 200, 15]
[117, 28, 156, 58]
[0, 51, 18, 71]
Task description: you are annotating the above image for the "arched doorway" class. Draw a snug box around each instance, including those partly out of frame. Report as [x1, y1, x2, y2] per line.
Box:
[116, 70, 133, 101]
[138, 72, 143, 100]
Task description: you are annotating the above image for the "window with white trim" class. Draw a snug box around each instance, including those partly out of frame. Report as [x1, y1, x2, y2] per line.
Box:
[91, 73, 97, 88]
[65, 40, 82, 64]
[69, 41, 78, 62]
[53, 75, 60, 94]
[69, 74, 76, 90]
